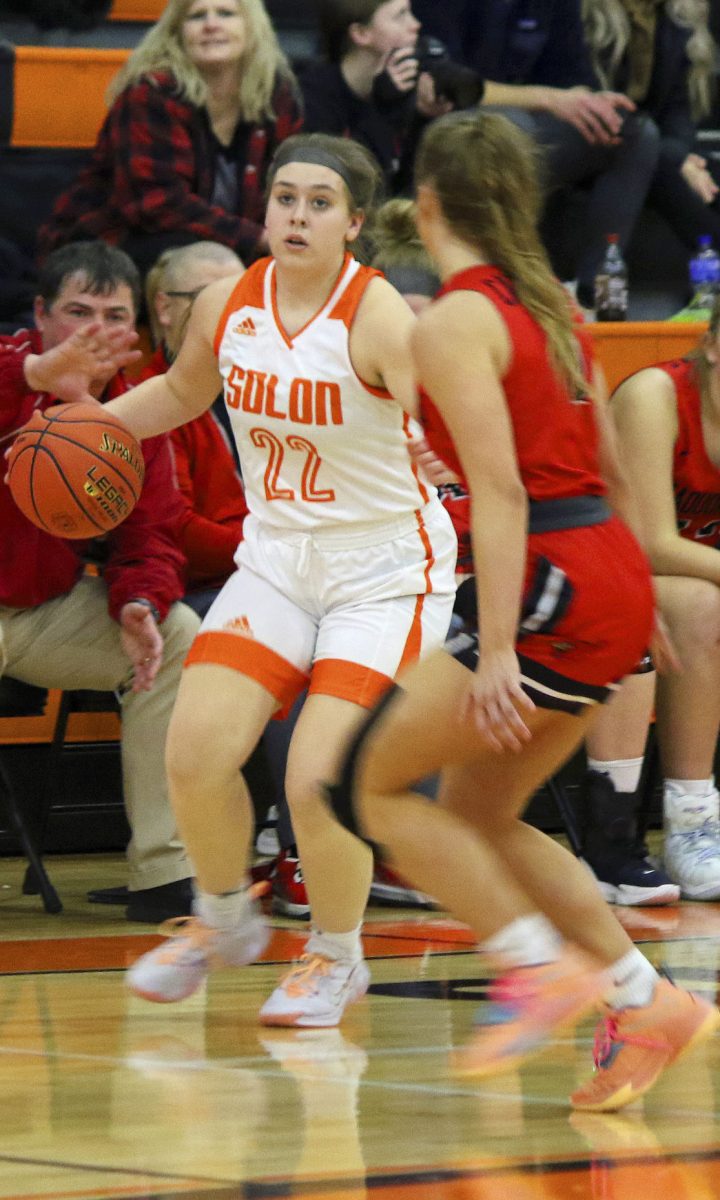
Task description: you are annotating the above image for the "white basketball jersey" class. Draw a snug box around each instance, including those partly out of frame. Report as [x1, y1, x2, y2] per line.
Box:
[214, 253, 432, 531]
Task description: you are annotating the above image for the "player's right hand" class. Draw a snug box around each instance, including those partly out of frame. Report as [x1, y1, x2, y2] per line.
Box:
[23, 322, 141, 402]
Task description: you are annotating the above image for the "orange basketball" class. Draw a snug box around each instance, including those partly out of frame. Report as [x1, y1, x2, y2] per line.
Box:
[7, 402, 145, 539]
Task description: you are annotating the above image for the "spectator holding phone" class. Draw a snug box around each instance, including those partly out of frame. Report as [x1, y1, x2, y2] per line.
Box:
[300, 0, 476, 194]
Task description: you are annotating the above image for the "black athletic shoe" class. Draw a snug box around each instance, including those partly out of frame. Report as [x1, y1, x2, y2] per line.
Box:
[579, 771, 679, 907]
[125, 877, 195, 923]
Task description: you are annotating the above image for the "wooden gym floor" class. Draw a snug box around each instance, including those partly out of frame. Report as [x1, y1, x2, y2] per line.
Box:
[1, 851, 720, 1200]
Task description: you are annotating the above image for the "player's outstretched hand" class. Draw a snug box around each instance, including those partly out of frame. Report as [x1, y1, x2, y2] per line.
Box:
[120, 602, 163, 692]
[461, 647, 535, 752]
[23, 322, 141, 403]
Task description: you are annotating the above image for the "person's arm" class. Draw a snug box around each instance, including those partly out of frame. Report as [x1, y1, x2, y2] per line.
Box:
[612, 367, 720, 584]
[481, 80, 635, 145]
[412, 291, 534, 749]
[105, 433, 186, 621]
[103, 277, 234, 439]
[350, 277, 420, 417]
[0, 326, 139, 423]
[104, 433, 189, 691]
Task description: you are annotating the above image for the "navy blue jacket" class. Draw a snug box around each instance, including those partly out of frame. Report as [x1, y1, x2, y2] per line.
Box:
[411, 0, 597, 89]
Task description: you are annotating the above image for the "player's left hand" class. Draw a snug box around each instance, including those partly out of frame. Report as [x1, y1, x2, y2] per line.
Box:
[408, 435, 459, 486]
[120, 602, 163, 691]
[461, 647, 535, 751]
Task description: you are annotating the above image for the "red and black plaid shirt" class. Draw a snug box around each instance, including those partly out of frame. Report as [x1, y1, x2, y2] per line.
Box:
[38, 71, 302, 262]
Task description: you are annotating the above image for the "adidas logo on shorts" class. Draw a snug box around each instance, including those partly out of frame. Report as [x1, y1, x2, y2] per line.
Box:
[224, 615, 254, 637]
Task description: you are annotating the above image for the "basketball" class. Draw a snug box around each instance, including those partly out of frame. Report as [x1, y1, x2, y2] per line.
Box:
[6, 402, 145, 539]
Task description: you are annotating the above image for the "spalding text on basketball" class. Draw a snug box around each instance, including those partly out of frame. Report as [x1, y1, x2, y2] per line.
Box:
[99, 433, 145, 479]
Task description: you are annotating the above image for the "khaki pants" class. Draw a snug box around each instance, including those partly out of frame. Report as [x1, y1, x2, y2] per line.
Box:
[0, 576, 200, 890]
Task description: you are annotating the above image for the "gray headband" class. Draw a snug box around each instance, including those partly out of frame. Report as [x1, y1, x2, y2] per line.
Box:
[269, 145, 357, 201]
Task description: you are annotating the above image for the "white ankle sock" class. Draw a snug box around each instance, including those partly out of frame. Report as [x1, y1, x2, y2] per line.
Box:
[196, 884, 252, 930]
[480, 914, 562, 968]
[587, 757, 644, 794]
[665, 777, 715, 798]
[604, 948, 658, 1010]
[664, 779, 718, 830]
[306, 925, 363, 963]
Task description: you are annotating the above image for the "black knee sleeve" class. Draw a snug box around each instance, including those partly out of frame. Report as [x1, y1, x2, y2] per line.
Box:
[324, 683, 402, 848]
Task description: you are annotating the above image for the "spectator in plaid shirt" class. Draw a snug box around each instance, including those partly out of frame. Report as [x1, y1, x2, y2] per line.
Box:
[38, 0, 302, 274]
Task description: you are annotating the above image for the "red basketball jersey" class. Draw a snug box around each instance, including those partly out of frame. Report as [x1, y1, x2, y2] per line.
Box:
[655, 358, 720, 547]
[419, 265, 605, 501]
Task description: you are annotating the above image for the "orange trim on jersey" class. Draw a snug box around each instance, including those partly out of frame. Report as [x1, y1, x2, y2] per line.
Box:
[328, 260, 382, 329]
[397, 594, 426, 672]
[360, 377, 394, 399]
[185, 630, 308, 717]
[271, 253, 354, 349]
[404, 412, 431, 506]
[213, 258, 270, 357]
[309, 659, 394, 708]
[415, 504, 435, 591]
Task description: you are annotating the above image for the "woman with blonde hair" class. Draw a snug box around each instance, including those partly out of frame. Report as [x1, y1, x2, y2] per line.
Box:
[324, 109, 719, 1111]
[582, 0, 720, 251]
[39, 0, 301, 272]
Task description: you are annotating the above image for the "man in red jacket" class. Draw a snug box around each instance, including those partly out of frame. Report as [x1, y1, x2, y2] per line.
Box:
[0, 241, 200, 922]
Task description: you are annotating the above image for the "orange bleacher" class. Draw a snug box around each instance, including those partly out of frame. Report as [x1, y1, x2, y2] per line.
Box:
[4, 45, 129, 149]
[590, 320, 706, 391]
[109, 0, 166, 20]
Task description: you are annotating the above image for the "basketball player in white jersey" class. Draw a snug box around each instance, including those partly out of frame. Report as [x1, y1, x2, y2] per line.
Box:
[90, 133, 457, 1025]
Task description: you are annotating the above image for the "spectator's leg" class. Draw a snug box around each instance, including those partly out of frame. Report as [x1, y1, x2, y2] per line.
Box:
[0, 575, 199, 890]
[493, 108, 660, 305]
[120, 600, 200, 890]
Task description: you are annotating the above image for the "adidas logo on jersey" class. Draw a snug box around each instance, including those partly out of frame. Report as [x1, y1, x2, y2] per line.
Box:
[224, 615, 254, 637]
[234, 316, 257, 337]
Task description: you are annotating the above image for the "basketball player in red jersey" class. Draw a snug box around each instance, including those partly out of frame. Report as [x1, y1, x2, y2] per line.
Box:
[325, 110, 720, 1111]
[581, 300, 720, 902]
[77, 133, 457, 1025]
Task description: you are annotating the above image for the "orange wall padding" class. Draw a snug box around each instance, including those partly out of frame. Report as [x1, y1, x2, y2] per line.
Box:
[11, 47, 130, 148]
[588, 320, 707, 392]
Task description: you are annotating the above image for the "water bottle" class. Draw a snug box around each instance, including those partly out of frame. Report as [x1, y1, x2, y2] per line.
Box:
[688, 235, 720, 312]
[594, 234, 628, 322]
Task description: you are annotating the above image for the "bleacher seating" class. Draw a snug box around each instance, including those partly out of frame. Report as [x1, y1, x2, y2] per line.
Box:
[108, 0, 164, 19]
[0, 43, 127, 148]
[0, 42, 130, 270]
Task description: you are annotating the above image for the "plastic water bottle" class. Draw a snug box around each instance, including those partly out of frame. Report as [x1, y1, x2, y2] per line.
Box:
[688, 235, 720, 312]
[594, 234, 628, 322]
